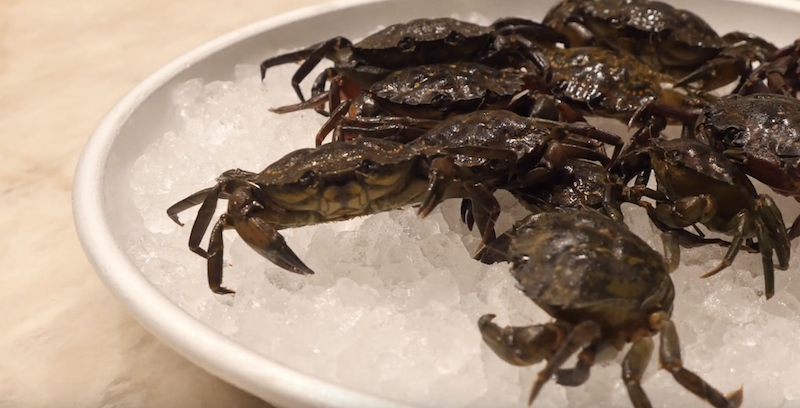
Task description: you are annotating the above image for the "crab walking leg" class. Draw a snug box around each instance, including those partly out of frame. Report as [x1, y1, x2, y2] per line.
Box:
[534, 119, 625, 168]
[260, 37, 354, 102]
[602, 183, 625, 222]
[622, 336, 655, 408]
[459, 175, 501, 257]
[318, 67, 343, 117]
[652, 312, 744, 408]
[556, 344, 598, 387]
[334, 116, 443, 143]
[700, 211, 749, 280]
[418, 156, 501, 252]
[206, 214, 236, 295]
[675, 33, 777, 92]
[754, 218, 777, 299]
[186, 183, 225, 259]
[167, 187, 215, 226]
[166, 168, 258, 227]
[755, 194, 791, 269]
[269, 91, 330, 114]
[527, 320, 601, 405]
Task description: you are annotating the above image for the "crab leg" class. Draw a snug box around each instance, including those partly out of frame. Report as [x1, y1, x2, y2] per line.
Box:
[556, 344, 598, 387]
[260, 37, 353, 102]
[187, 183, 226, 259]
[206, 214, 236, 294]
[534, 119, 625, 169]
[334, 116, 442, 143]
[418, 156, 501, 253]
[527, 320, 601, 405]
[749, 195, 790, 299]
[167, 186, 216, 226]
[755, 194, 791, 269]
[700, 211, 749, 280]
[622, 336, 655, 408]
[269, 91, 330, 114]
[651, 312, 744, 408]
[674, 33, 777, 92]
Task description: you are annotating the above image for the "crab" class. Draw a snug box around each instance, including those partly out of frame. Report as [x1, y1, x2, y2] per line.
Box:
[166, 111, 624, 294]
[686, 92, 800, 240]
[258, 17, 567, 106]
[473, 158, 632, 264]
[619, 137, 790, 299]
[478, 209, 743, 408]
[406, 109, 624, 245]
[739, 39, 800, 96]
[506, 158, 627, 221]
[166, 138, 502, 294]
[271, 62, 579, 145]
[535, 46, 709, 139]
[542, 0, 777, 91]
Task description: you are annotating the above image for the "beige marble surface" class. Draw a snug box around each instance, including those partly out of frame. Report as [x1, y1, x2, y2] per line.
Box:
[0, 1, 331, 406]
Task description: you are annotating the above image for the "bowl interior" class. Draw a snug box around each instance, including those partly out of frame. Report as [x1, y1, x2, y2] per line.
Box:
[78, 0, 800, 407]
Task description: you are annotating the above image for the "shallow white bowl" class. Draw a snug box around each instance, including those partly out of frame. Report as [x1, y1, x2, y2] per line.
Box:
[73, 0, 800, 407]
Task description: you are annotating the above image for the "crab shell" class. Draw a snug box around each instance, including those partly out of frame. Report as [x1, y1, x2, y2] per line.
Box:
[697, 93, 800, 199]
[369, 63, 527, 118]
[544, 0, 724, 75]
[546, 46, 664, 122]
[509, 210, 674, 341]
[351, 18, 495, 69]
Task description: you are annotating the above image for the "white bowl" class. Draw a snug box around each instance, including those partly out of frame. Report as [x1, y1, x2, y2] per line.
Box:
[74, 1, 800, 407]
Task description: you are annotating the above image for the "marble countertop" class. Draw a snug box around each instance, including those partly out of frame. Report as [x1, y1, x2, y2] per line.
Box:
[1, 1, 329, 406]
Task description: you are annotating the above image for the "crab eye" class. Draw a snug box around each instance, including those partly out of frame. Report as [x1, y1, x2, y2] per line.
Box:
[356, 159, 381, 176]
[444, 31, 465, 45]
[298, 170, 318, 187]
[397, 37, 417, 52]
[430, 93, 453, 108]
[721, 127, 743, 146]
[664, 150, 683, 163]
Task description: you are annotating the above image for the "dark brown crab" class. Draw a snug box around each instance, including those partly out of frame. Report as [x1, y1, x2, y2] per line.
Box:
[166, 138, 498, 294]
[536, 46, 708, 139]
[406, 109, 624, 245]
[739, 39, 800, 96]
[506, 158, 627, 220]
[274, 62, 581, 146]
[478, 209, 743, 408]
[259, 17, 567, 106]
[543, 0, 777, 91]
[619, 137, 790, 299]
[166, 111, 624, 294]
[687, 93, 800, 240]
[473, 158, 634, 264]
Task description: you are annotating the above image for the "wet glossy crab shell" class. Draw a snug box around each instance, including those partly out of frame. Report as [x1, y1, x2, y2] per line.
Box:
[514, 159, 613, 210]
[351, 18, 494, 69]
[648, 138, 760, 223]
[544, 0, 724, 74]
[698, 93, 800, 197]
[369, 63, 526, 113]
[410, 110, 554, 169]
[509, 210, 674, 336]
[546, 47, 663, 121]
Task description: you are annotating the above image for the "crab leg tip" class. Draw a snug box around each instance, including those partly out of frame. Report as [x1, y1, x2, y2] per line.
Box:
[726, 385, 744, 408]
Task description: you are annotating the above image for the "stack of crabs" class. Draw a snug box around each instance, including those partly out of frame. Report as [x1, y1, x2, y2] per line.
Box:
[166, 0, 800, 407]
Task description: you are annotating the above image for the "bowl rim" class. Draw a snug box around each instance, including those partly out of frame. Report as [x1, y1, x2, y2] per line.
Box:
[72, 0, 800, 407]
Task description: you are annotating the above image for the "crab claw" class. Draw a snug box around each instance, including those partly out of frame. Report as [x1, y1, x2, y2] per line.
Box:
[237, 217, 315, 277]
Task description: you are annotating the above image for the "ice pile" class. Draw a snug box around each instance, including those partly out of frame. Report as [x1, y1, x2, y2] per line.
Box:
[127, 56, 800, 408]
